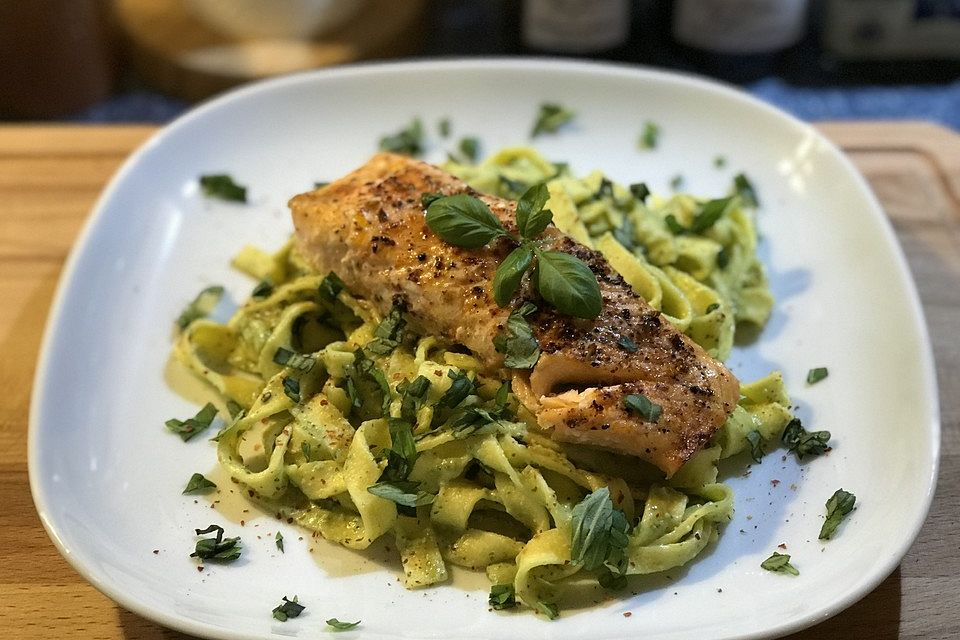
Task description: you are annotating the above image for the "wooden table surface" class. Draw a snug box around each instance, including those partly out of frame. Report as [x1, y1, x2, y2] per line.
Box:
[0, 123, 957, 639]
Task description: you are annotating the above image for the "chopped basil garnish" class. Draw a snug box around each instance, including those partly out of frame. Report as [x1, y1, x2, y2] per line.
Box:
[488, 584, 517, 610]
[665, 197, 734, 235]
[190, 524, 241, 563]
[670, 175, 684, 191]
[819, 489, 856, 540]
[569, 487, 630, 584]
[366, 305, 406, 356]
[314, 181, 329, 189]
[380, 418, 419, 483]
[346, 351, 391, 420]
[624, 394, 662, 422]
[251, 279, 273, 299]
[367, 480, 435, 508]
[199, 174, 247, 202]
[318, 271, 346, 303]
[705, 302, 721, 314]
[272, 596, 305, 622]
[226, 400, 243, 418]
[536, 600, 560, 620]
[593, 177, 614, 201]
[639, 121, 660, 149]
[166, 402, 219, 441]
[183, 472, 217, 494]
[326, 618, 361, 631]
[617, 334, 638, 353]
[378, 118, 424, 156]
[458, 136, 479, 163]
[629, 182, 651, 202]
[806, 367, 829, 385]
[426, 185, 600, 318]
[716, 246, 730, 269]
[437, 370, 475, 410]
[275, 531, 284, 553]
[493, 302, 541, 369]
[438, 118, 451, 138]
[282, 376, 301, 403]
[176, 285, 224, 330]
[745, 429, 764, 463]
[761, 552, 798, 575]
[734, 173, 758, 207]
[399, 375, 431, 423]
[531, 103, 575, 138]
[714, 155, 727, 168]
[273, 347, 316, 373]
[781, 418, 831, 460]
[498, 174, 527, 197]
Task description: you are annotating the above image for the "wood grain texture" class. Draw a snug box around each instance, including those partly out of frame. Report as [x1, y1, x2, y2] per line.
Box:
[1, 122, 957, 639]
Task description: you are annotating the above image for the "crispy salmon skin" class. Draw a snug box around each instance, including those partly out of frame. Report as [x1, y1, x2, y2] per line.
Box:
[290, 153, 739, 476]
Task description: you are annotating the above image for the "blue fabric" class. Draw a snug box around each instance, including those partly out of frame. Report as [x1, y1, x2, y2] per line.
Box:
[68, 79, 960, 131]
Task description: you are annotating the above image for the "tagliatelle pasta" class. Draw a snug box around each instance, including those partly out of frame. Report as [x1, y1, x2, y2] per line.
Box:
[171, 150, 792, 617]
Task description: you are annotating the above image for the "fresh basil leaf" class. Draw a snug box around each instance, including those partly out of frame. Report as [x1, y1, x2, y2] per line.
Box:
[638, 121, 660, 149]
[781, 418, 831, 460]
[760, 552, 798, 575]
[734, 173, 759, 207]
[347, 351, 391, 420]
[438, 118, 451, 138]
[251, 279, 273, 299]
[399, 375, 431, 423]
[458, 137, 479, 162]
[166, 402, 219, 441]
[531, 103, 575, 138]
[273, 347, 316, 373]
[488, 584, 517, 610]
[378, 118, 424, 156]
[617, 335, 638, 353]
[569, 487, 630, 572]
[597, 568, 628, 590]
[593, 177, 614, 201]
[176, 285, 224, 329]
[495, 380, 511, 410]
[691, 197, 734, 233]
[536, 600, 560, 620]
[437, 370, 474, 409]
[515, 183, 552, 239]
[282, 376, 301, 403]
[275, 531, 284, 553]
[318, 271, 346, 303]
[190, 524, 241, 563]
[366, 305, 406, 356]
[326, 618, 361, 631]
[183, 472, 217, 494]
[381, 418, 419, 482]
[745, 429, 764, 463]
[199, 174, 247, 202]
[493, 245, 534, 307]
[421, 191, 444, 209]
[426, 194, 506, 248]
[624, 394, 661, 422]
[629, 182, 650, 202]
[272, 596, 305, 622]
[493, 302, 541, 369]
[806, 367, 829, 385]
[534, 250, 602, 319]
[819, 489, 856, 540]
[705, 302, 721, 314]
[367, 480, 435, 508]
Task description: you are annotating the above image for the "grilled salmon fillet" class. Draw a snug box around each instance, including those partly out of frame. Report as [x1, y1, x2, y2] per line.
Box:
[290, 153, 739, 476]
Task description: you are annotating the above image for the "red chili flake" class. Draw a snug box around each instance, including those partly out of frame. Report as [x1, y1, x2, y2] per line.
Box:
[197, 566, 204, 572]
[770, 479, 781, 487]
[623, 612, 632, 618]
[778, 543, 787, 549]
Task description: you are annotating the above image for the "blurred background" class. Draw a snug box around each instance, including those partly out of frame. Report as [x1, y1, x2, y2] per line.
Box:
[3, 0, 960, 128]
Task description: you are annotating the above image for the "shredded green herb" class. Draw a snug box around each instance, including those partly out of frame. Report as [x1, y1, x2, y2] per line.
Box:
[819, 489, 856, 540]
[275, 531, 284, 553]
[781, 418, 831, 460]
[488, 584, 517, 610]
[199, 174, 247, 202]
[183, 472, 217, 494]
[531, 103, 575, 138]
[624, 394, 662, 423]
[378, 118, 424, 156]
[165, 402, 219, 441]
[326, 618, 361, 631]
[190, 524, 241, 563]
[493, 302, 541, 369]
[272, 596, 305, 622]
[806, 367, 829, 385]
[176, 285, 223, 329]
[639, 121, 660, 149]
[761, 552, 798, 575]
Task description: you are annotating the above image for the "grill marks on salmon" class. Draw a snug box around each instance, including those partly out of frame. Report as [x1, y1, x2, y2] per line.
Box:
[290, 153, 740, 476]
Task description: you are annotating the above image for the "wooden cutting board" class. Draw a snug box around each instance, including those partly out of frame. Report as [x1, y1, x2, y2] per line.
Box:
[0, 121, 957, 639]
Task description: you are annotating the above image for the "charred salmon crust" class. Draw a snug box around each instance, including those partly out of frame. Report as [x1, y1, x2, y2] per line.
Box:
[290, 152, 740, 476]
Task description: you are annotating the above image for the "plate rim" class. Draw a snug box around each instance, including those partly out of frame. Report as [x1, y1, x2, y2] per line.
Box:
[27, 56, 941, 640]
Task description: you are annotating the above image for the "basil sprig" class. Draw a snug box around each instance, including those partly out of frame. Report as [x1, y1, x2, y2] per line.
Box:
[819, 489, 856, 540]
[425, 184, 602, 318]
